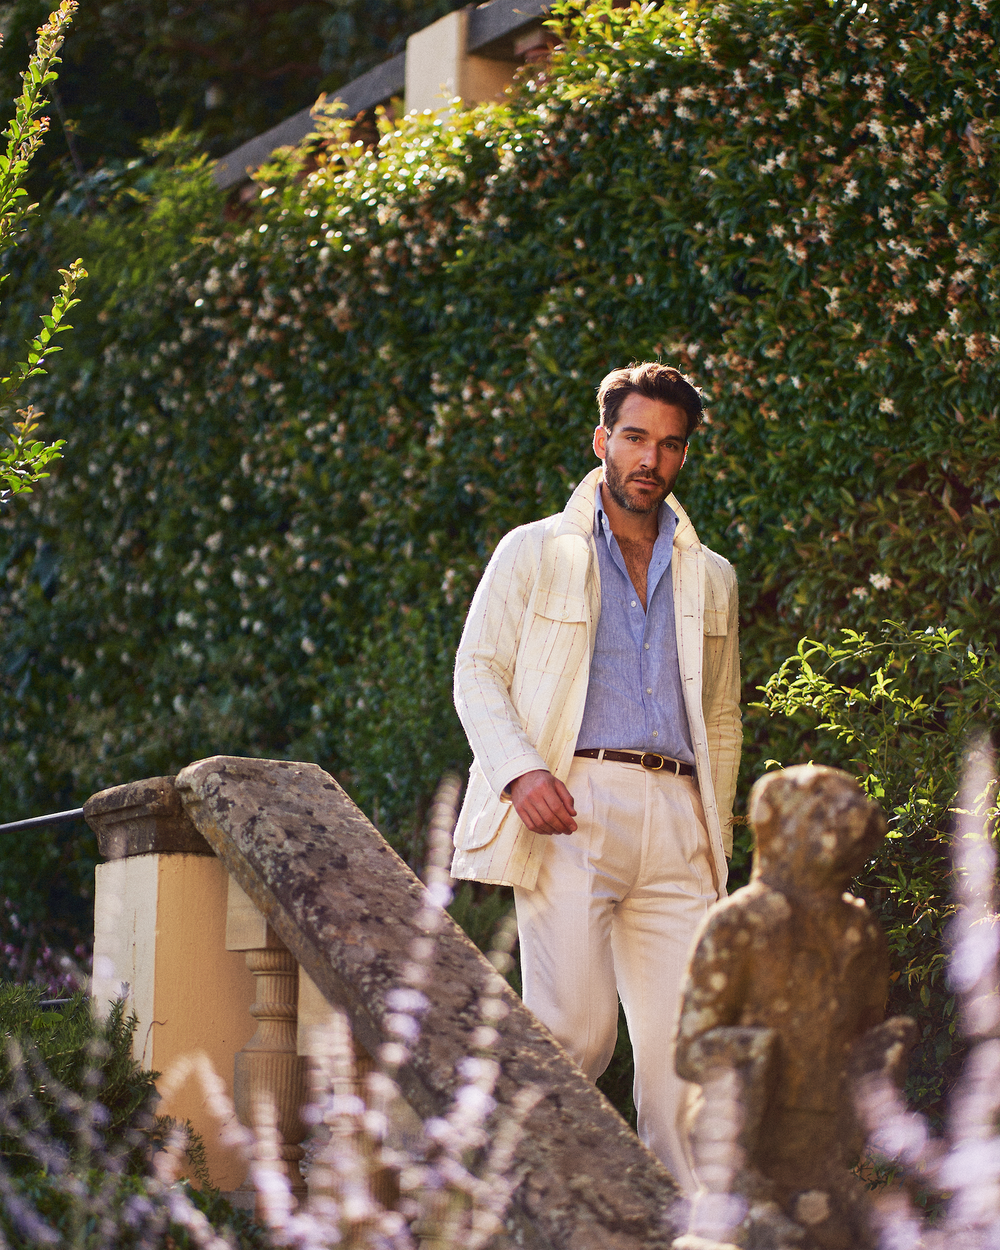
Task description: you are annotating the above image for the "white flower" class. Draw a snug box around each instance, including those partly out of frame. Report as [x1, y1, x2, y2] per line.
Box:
[879, 398, 896, 414]
[175, 610, 196, 628]
[869, 573, 893, 591]
[851, 587, 870, 599]
[220, 494, 235, 512]
[301, 636, 317, 656]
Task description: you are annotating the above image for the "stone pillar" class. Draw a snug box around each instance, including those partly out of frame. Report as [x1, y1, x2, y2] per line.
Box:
[87, 777, 256, 1191]
[404, 8, 518, 116]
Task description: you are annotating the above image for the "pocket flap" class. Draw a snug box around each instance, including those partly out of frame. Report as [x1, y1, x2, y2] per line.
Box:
[704, 607, 728, 636]
[460, 799, 516, 851]
[533, 591, 587, 623]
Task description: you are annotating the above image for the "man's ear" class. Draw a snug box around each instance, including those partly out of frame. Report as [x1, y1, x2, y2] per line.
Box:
[593, 424, 607, 460]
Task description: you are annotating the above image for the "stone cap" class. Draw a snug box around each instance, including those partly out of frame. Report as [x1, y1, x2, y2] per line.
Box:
[84, 776, 214, 860]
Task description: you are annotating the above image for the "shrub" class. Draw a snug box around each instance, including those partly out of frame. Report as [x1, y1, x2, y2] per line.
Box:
[757, 622, 1000, 1121]
[0, 984, 157, 1175]
[0, 983, 272, 1248]
[0, 1172, 273, 1250]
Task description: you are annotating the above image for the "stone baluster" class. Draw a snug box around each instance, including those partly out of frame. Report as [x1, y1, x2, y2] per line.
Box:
[226, 876, 308, 1207]
[298, 966, 405, 1212]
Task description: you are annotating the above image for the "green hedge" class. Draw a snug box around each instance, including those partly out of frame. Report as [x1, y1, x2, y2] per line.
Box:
[0, 0, 997, 1114]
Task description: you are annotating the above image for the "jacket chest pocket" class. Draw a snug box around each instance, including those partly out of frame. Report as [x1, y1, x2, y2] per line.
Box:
[522, 593, 588, 673]
[703, 607, 728, 636]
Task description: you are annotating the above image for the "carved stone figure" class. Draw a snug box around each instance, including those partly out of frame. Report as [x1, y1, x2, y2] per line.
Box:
[673, 764, 916, 1250]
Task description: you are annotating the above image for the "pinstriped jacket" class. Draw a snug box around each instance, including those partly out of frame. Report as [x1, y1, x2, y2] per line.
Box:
[451, 466, 742, 896]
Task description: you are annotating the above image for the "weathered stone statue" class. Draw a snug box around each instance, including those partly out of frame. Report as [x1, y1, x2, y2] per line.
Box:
[673, 764, 916, 1250]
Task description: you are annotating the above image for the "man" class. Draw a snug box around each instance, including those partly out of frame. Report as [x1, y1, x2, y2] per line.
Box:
[451, 362, 741, 1192]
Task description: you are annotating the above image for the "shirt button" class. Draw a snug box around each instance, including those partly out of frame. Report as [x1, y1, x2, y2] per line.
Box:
[631, 600, 637, 607]
[644, 643, 649, 650]
[652, 730, 659, 737]
[646, 687, 652, 694]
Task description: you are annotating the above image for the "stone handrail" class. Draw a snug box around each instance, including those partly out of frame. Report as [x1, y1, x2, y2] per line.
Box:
[89, 756, 683, 1247]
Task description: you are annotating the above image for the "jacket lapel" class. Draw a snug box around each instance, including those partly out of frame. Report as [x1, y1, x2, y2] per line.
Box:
[551, 468, 602, 654]
[669, 493, 705, 728]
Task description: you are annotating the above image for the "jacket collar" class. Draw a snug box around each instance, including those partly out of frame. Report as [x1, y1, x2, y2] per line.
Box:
[666, 492, 701, 552]
[558, 466, 701, 552]
[557, 468, 602, 537]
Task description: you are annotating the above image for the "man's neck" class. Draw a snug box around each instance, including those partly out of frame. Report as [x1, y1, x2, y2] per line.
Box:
[599, 482, 660, 543]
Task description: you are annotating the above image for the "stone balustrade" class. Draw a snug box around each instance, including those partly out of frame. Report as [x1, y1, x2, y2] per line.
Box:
[87, 756, 684, 1248]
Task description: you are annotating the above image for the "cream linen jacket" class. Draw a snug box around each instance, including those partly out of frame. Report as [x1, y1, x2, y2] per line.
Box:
[451, 467, 741, 897]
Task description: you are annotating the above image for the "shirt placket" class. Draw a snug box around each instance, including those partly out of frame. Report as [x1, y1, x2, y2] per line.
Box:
[643, 536, 670, 745]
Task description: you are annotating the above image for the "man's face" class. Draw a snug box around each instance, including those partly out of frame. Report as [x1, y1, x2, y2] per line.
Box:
[592, 393, 689, 515]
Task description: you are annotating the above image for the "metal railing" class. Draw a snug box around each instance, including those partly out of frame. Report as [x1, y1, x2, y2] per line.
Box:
[0, 808, 84, 835]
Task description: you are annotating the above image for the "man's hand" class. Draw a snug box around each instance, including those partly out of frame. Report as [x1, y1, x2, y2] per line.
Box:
[510, 769, 577, 835]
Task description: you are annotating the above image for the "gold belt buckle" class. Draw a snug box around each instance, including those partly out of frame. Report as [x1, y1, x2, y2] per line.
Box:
[640, 752, 666, 771]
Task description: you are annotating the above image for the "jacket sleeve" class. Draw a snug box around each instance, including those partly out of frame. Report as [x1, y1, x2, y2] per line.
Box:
[703, 558, 742, 856]
[454, 527, 550, 800]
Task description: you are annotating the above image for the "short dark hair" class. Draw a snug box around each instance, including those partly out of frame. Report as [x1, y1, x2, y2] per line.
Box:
[596, 362, 704, 439]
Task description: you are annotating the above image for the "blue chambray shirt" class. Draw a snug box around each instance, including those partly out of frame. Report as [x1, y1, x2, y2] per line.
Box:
[575, 488, 695, 762]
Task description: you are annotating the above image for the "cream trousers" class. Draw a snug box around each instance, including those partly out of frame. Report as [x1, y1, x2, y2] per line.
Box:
[513, 756, 717, 1194]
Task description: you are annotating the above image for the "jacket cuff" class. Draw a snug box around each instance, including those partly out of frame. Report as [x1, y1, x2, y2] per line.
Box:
[489, 750, 550, 802]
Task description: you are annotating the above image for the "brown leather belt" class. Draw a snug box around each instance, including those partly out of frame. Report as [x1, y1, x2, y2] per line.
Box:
[573, 748, 695, 777]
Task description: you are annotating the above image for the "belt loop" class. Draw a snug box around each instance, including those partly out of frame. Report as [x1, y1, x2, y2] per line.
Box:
[597, 748, 605, 762]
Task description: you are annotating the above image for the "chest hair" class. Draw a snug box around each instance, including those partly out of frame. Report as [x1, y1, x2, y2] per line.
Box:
[615, 535, 656, 610]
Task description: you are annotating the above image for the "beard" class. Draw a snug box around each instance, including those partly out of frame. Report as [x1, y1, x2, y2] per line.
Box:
[602, 448, 672, 515]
